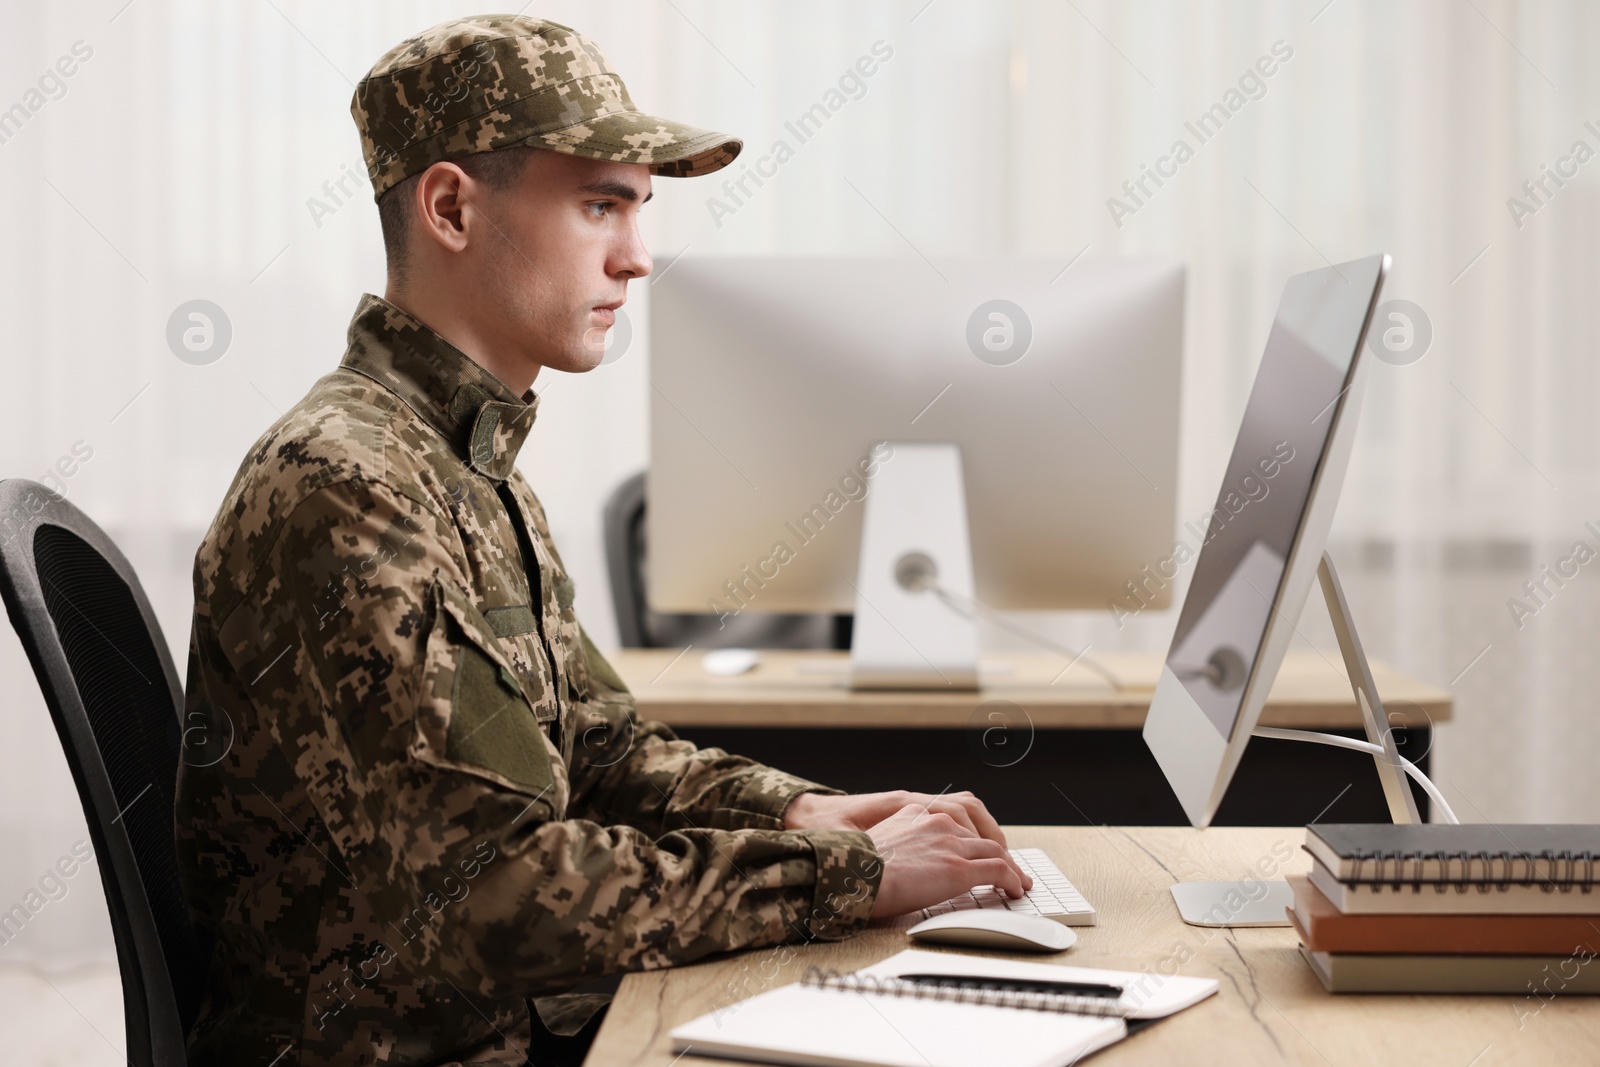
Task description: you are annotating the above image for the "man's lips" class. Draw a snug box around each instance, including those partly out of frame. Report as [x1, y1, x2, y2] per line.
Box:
[591, 301, 623, 326]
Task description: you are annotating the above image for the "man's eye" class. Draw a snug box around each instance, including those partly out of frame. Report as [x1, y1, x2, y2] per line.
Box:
[586, 202, 611, 219]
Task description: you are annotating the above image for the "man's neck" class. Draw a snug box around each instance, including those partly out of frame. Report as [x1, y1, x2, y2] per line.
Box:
[383, 283, 539, 397]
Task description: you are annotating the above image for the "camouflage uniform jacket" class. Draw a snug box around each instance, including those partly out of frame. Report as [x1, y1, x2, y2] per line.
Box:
[175, 293, 882, 1066]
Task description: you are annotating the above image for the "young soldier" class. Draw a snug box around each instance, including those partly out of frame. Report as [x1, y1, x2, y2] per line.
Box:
[176, 16, 1027, 1066]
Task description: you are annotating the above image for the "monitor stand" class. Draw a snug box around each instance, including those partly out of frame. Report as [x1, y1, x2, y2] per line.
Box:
[849, 441, 980, 690]
[1169, 551, 1422, 927]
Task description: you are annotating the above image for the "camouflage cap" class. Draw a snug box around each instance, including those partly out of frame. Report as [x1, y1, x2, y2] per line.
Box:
[353, 15, 743, 201]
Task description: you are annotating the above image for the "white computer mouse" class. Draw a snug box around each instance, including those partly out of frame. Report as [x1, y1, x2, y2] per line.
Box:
[907, 910, 1077, 953]
[702, 648, 760, 676]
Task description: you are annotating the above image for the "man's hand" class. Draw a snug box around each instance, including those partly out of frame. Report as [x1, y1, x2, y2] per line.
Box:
[860, 804, 1031, 918]
[784, 790, 1033, 919]
[784, 790, 1007, 844]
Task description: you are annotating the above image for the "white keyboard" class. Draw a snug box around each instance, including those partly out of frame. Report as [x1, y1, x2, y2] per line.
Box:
[920, 847, 1097, 926]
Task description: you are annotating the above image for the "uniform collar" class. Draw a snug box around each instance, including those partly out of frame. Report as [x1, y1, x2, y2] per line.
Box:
[340, 293, 538, 481]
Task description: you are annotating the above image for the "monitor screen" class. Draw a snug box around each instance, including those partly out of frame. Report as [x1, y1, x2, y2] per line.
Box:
[1165, 264, 1380, 739]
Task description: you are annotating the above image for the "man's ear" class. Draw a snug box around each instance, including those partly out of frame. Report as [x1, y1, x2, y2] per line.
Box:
[414, 161, 472, 255]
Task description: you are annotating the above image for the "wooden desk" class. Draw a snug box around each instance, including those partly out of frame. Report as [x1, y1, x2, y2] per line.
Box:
[610, 651, 1452, 825]
[610, 650, 1452, 730]
[585, 826, 1596, 1066]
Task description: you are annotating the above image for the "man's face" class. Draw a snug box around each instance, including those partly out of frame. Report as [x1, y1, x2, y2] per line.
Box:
[471, 151, 653, 378]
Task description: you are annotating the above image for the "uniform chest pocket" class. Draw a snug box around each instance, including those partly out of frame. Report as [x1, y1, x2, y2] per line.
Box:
[481, 605, 561, 723]
[411, 577, 565, 803]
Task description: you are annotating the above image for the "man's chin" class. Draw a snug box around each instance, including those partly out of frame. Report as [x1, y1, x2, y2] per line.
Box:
[578, 324, 613, 366]
[546, 345, 607, 375]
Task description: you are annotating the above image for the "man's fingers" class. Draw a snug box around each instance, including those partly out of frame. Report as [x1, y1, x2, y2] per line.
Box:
[920, 809, 979, 838]
[970, 857, 1026, 899]
[905, 791, 1007, 849]
[956, 836, 1004, 857]
[953, 794, 1008, 849]
[923, 799, 979, 837]
[954, 838, 1032, 894]
[1008, 851, 1033, 893]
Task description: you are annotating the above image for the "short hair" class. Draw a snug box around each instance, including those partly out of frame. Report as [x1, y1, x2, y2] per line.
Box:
[376, 145, 541, 287]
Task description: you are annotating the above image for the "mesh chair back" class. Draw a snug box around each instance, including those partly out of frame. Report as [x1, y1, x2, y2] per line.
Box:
[0, 479, 207, 1066]
[602, 470, 847, 649]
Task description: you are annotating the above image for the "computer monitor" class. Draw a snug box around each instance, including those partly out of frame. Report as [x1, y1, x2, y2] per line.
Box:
[1142, 253, 1390, 832]
[648, 256, 1184, 685]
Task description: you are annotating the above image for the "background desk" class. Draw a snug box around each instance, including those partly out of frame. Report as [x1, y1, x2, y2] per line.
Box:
[611, 651, 1453, 824]
[585, 826, 1594, 1067]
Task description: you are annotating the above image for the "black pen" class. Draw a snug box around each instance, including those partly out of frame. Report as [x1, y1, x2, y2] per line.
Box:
[896, 973, 1125, 998]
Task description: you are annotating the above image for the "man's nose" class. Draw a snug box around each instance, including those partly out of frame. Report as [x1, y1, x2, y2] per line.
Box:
[613, 223, 652, 280]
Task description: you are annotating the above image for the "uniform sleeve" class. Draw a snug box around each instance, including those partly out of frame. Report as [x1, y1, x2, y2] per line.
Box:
[213, 476, 881, 1002]
[563, 638, 844, 837]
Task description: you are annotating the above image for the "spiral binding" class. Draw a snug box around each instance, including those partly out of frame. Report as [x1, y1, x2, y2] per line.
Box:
[799, 967, 1131, 1018]
[1345, 849, 1600, 893]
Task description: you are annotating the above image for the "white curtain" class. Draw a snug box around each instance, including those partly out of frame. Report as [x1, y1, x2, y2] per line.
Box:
[2, 0, 1597, 973]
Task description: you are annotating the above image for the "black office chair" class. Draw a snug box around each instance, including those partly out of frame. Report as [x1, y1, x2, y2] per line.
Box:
[603, 470, 852, 649]
[0, 479, 208, 1067]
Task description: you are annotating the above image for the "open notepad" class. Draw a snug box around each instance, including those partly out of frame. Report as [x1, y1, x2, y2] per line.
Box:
[670, 949, 1218, 1067]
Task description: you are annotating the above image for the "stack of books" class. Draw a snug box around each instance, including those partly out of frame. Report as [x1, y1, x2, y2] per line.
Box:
[1290, 824, 1600, 993]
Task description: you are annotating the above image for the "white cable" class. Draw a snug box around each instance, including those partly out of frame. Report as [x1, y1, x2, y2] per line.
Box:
[1252, 726, 1459, 824]
[916, 574, 1458, 821]
[924, 581, 1126, 691]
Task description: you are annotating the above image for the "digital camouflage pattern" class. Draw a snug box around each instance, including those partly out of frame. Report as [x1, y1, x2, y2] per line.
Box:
[352, 14, 743, 201]
[175, 294, 882, 1066]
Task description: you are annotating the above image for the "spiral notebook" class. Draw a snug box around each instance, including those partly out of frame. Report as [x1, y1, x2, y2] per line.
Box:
[1305, 824, 1600, 915]
[669, 949, 1217, 1067]
[1305, 824, 1600, 884]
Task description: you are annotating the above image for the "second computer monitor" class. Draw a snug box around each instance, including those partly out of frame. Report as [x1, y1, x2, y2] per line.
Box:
[648, 256, 1184, 617]
[1143, 254, 1390, 827]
